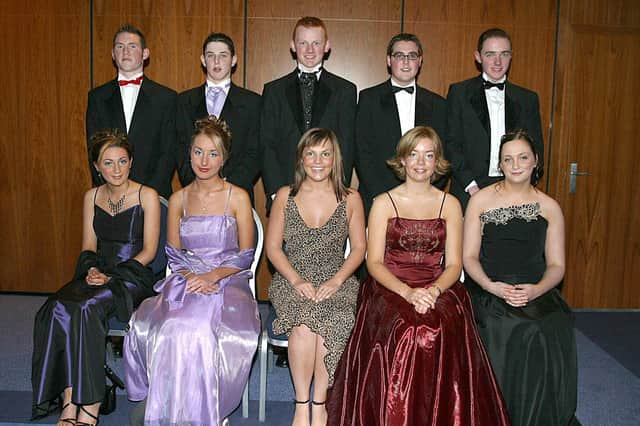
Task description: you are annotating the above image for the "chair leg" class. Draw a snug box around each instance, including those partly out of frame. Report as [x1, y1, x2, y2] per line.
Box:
[242, 381, 249, 418]
[259, 329, 268, 422]
[267, 345, 274, 373]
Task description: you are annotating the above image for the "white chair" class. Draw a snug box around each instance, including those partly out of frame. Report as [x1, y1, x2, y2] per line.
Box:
[241, 208, 264, 417]
[257, 237, 351, 422]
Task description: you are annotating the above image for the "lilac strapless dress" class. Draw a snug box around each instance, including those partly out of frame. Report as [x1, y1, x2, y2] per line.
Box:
[124, 214, 260, 426]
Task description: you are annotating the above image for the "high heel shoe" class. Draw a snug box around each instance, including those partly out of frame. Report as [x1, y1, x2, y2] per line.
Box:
[57, 395, 77, 425]
[76, 405, 99, 426]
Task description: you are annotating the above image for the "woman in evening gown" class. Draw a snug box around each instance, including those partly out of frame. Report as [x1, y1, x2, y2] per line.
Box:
[463, 130, 579, 426]
[124, 116, 260, 426]
[328, 126, 510, 426]
[267, 128, 366, 426]
[32, 130, 160, 426]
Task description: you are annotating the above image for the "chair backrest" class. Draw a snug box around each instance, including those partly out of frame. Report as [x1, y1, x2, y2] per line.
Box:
[344, 238, 351, 259]
[249, 208, 264, 298]
[149, 196, 169, 276]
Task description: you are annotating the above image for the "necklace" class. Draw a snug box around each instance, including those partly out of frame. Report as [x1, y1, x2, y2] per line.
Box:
[107, 181, 129, 216]
[196, 179, 225, 213]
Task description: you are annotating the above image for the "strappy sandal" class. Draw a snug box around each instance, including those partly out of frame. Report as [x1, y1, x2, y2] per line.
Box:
[76, 405, 99, 426]
[294, 398, 310, 405]
[312, 400, 326, 406]
[58, 400, 77, 425]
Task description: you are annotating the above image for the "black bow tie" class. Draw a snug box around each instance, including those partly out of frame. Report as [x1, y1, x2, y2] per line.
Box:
[391, 85, 414, 94]
[483, 80, 505, 91]
[299, 70, 320, 84]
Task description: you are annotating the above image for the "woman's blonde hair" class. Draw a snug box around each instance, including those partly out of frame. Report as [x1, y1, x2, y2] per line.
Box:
[386, 126, 449, 181]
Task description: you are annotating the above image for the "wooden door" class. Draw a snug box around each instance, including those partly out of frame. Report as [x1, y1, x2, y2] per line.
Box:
[548, 0, 640, 307]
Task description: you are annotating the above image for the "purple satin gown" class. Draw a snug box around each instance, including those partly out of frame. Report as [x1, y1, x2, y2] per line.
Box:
[124, 212, 260, 426]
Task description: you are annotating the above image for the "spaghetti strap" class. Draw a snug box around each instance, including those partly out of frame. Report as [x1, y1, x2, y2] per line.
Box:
[438, 193, 447, 219]
[93, 186, 99, 205]
[386, 192, 399, 218]
[137, 184, 143, 205]
[223, 183, 232, 215]
[182, 188, 187, 218]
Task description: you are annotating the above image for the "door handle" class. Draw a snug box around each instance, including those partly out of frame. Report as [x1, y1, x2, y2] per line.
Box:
[569, 162, 590, 194]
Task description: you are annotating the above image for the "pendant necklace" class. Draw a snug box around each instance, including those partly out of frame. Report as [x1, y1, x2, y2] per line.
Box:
[198, 179, 225, 213]
[107, 181, 129, 216]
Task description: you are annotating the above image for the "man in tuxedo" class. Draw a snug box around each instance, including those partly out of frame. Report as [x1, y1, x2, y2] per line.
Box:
[176, 32, 261, 200]
[355, 33, 447, 214]
[446, 28, 544, 210]
[86, 24, 177, 199]
[260, 16, 356, 207]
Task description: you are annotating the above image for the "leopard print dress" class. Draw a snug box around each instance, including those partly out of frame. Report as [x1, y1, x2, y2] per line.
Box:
[269, 196, 360, 384]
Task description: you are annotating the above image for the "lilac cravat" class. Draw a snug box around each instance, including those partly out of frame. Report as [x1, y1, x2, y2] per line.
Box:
[206, 86, 226, 118]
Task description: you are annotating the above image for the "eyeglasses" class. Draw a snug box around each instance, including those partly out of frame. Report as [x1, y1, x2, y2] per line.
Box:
[390, 52, 421, 61]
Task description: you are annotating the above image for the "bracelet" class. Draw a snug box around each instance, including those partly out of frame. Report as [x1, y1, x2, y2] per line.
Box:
[432, 285, 442, 296]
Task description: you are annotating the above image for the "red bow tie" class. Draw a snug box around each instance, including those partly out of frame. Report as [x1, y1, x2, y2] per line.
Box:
[119, 76, 144, 86]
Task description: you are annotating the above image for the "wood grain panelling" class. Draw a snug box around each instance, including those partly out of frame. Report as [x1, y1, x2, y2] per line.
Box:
[405, 0, 557, 170]
[548, 0, 640, 307]
[92, 0, 245, 93]
[246, 0, 402, 299]
[0, 1, 91, 292]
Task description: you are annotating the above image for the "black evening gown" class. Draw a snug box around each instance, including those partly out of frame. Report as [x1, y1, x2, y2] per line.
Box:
[31, 202, 153, 419]
[466, 203, 580, 426]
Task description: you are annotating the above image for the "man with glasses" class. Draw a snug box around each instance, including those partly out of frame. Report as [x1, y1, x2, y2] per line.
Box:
[445, 28, 544, 210]
[354, 33, 447, 215]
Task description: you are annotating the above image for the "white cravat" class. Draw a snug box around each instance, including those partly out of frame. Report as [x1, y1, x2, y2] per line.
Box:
[391, 78, 416, 136]
[118, 72, 143, 132]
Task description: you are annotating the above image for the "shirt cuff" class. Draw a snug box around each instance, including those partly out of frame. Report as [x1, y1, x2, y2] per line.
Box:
[465, 181, 479, 193]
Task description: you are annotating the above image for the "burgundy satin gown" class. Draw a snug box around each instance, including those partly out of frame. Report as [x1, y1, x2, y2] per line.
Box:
[328, 205, 511, 425]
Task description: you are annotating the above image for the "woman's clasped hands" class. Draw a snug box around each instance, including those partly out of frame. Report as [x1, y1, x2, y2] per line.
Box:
[293, 278, 341, 303]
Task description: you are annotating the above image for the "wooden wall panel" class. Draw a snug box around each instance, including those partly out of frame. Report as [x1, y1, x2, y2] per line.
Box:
[0, 1, 91, 292]
[405, 0, 557, 168]
[92, 0, 245, 93]
[246, 0, 402, 299]
[548, 0, 640, 307]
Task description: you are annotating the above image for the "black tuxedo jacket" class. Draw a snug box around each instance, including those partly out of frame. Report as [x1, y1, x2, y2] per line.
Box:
[176, 83, 262, 198]
[260, 69, 356, 198]
[355, 80, 447, 212]
[86, 77, 177, 199]
[445, 75, 544, 210]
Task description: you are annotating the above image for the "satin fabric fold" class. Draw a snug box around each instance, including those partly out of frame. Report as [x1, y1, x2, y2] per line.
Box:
[124, 214, 260, 426]
[328, 218, 510, 426]
[32, 205, 151, 419]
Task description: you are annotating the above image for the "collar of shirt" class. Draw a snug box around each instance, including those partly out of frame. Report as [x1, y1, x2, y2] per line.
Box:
[390, 78, 416, 94]
[118, 72, 144, 85]
[297, 63, 322, 79]
[206, 79, 231, 95]
[482, 72, 506, 90]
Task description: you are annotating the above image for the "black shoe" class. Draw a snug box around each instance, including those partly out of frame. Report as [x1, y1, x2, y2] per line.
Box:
[276, 353, 289, 368]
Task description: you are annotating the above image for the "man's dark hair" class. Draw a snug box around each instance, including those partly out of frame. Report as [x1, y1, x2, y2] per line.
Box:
[113, 24, 147, 49]
[477, 28, 511, 53]
[386, 33, 423, 57]
[202, 32, 235, 57]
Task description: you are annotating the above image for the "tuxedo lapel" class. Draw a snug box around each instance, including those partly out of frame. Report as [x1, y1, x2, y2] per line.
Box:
[193, 84, 208, 119]
[381, 81, 402, 139]
[220, 84, 239, 123]
[311, 74, 331, 128]
[414, 85, 434, 126]
[106, 81, 127, 133]
[128, 80, 152, 139]
[504, 82, 521, 133]
[469, 77, 490, 137]
[284, 71, 305, 133]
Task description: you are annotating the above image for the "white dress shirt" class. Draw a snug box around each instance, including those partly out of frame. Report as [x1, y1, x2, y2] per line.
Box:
[391, 78, 416, 136]
[118, 72, 143, 132]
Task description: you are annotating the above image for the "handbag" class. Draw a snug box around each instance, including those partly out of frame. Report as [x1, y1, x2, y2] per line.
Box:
[100, 364, 125, 415]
